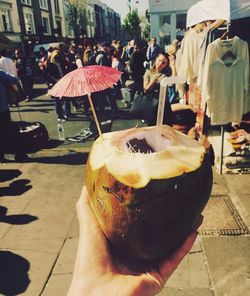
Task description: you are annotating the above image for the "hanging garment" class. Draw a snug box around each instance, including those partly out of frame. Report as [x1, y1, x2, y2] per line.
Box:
[180, 29, 205, 84]
[202, 36, 249, 125]
[197, 26, 224, 89]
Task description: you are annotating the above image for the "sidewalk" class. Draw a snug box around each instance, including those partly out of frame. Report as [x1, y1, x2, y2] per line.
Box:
[0, 155, 249, 296]
[0, 83, 250, 295]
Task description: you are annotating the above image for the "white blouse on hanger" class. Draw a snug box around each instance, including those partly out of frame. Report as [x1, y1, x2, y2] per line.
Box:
[202, 36, 249, 125]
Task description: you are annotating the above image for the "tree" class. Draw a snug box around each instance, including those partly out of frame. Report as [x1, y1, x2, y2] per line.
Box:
[65, 0, 87, 38]
[122, 9, 141, 39]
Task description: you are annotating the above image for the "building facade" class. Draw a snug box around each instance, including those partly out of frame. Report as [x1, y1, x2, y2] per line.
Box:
[90, 0, 121, 41]
[0, 0, 21, 44]
[148, 0, 198, 46]
[0, 0, 122, 53]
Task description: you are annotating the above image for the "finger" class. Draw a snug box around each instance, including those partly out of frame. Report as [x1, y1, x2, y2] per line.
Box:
[158, 230, 199, 282]
[76, 185, 101, 232]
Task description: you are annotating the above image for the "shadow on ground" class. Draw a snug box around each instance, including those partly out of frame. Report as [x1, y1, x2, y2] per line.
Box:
[22, 103, 54, 108]
[32, 87, 48, 98]
[0, 169, 22, 182]
[0, 206, 38, 225]
[0, 179, 32, 197]
[28, 152, 88, 165]
[10, 108, 54, 113]
[0, 251, 30, 295]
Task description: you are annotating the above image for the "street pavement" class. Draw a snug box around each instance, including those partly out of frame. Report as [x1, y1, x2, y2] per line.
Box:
[0, 83, 250, 295]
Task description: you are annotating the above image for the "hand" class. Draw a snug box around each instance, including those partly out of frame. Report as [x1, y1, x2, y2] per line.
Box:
[10, 83, 20, 92]
[67, 186, 203, 296]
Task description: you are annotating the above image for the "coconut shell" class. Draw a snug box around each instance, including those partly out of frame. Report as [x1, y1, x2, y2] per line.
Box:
[86, 126, 213, 261]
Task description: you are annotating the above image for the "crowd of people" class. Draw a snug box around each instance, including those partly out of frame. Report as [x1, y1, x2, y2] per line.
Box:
[37, 37, 181, 122]
[0, 37, 182, 162]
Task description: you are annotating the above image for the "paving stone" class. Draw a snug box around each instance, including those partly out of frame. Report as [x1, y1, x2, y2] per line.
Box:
[0, 248, 58, 296]
[224, 174, 250, 195]
[201, 236, 250, 295]
[226, 193, 250, 233]
[4, 194, 77, 240]
[157, 287, 213, 296]
[0, 223, 11, 239]
[211, 169, 229, 195]
[0, 238, 64, 253]
[200, 196, 240, 233]
[52, 238, 78, 275]
[162, 238, 210, 290]
[235, 194, 250, 230]
[41, 274, 72, 296]
[0, 197, 35, 239]
[66, 216, 79, 238]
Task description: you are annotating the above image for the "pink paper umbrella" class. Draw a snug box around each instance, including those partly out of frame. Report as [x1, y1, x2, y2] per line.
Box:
[49, 65, 122, 137]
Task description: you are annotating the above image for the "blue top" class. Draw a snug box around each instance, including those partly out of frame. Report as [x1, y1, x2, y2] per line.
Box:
[0, 69, 18, 113]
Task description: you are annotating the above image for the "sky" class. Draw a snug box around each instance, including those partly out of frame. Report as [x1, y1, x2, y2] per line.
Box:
[103, 0, 149, 21]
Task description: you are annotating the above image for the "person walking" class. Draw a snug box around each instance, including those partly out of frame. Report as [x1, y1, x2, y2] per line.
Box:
[129, 42, 147, 102]
[95, 42, 119, 115]
[14, 49, 33, 102]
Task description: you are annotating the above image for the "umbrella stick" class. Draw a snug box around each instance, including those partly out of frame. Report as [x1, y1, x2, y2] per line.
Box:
[87, 93, 102, 137]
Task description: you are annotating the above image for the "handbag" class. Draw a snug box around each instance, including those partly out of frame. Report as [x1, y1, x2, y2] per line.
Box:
[129, 90, 158, 121]
[6, 83, 20, 105]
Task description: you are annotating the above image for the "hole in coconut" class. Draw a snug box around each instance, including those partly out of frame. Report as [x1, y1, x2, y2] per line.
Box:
[127, 138, 154, 154]
[122, 130, 172, 153]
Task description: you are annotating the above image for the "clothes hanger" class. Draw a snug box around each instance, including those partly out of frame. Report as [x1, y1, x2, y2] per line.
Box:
[209, 19, 226, 30]
[193, 23, 205, 33]
[220, 31, 229, 40]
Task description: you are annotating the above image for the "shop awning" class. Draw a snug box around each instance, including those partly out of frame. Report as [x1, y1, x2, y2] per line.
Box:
[186, 0, 250, 27]
[0, 33, 18, 50]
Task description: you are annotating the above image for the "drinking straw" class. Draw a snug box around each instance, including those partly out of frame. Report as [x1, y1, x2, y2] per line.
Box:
[156, 76, 186, 146]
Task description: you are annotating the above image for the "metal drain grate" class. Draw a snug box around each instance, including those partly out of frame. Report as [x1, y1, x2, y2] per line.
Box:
[199, 195, 249, 236]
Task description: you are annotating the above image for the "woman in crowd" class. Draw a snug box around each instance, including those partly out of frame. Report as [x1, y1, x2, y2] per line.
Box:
[143, 51, 173, 126]
[14, 49, 33, 102]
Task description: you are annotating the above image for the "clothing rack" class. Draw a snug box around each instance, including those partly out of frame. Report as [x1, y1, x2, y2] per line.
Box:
[202, 20, 230, 174]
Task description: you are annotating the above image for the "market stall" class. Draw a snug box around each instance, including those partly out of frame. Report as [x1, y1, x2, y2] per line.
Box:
[179, 0, 250, 173]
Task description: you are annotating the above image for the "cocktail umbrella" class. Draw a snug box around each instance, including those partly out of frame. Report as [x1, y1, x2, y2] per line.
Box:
[49, 65, 122, 137]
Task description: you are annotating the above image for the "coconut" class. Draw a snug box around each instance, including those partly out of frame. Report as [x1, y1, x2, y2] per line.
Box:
[86, 125, 213, 261]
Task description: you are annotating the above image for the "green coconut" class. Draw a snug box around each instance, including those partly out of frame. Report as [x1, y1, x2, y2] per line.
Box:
[86, 125, 213, 261]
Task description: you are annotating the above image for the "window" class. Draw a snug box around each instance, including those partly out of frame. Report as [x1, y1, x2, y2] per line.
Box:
[42, 16, 51, 34]
[54, 0, 60, 14]
[21, 0, 32, 5]
[24, 12, 35, 34]
[39, 0, 48, 10]
[160, 15, 171, 26]
[176, 14, 186, 31]
[0, 9, 12, 32]
[56, 20, 62, 35]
